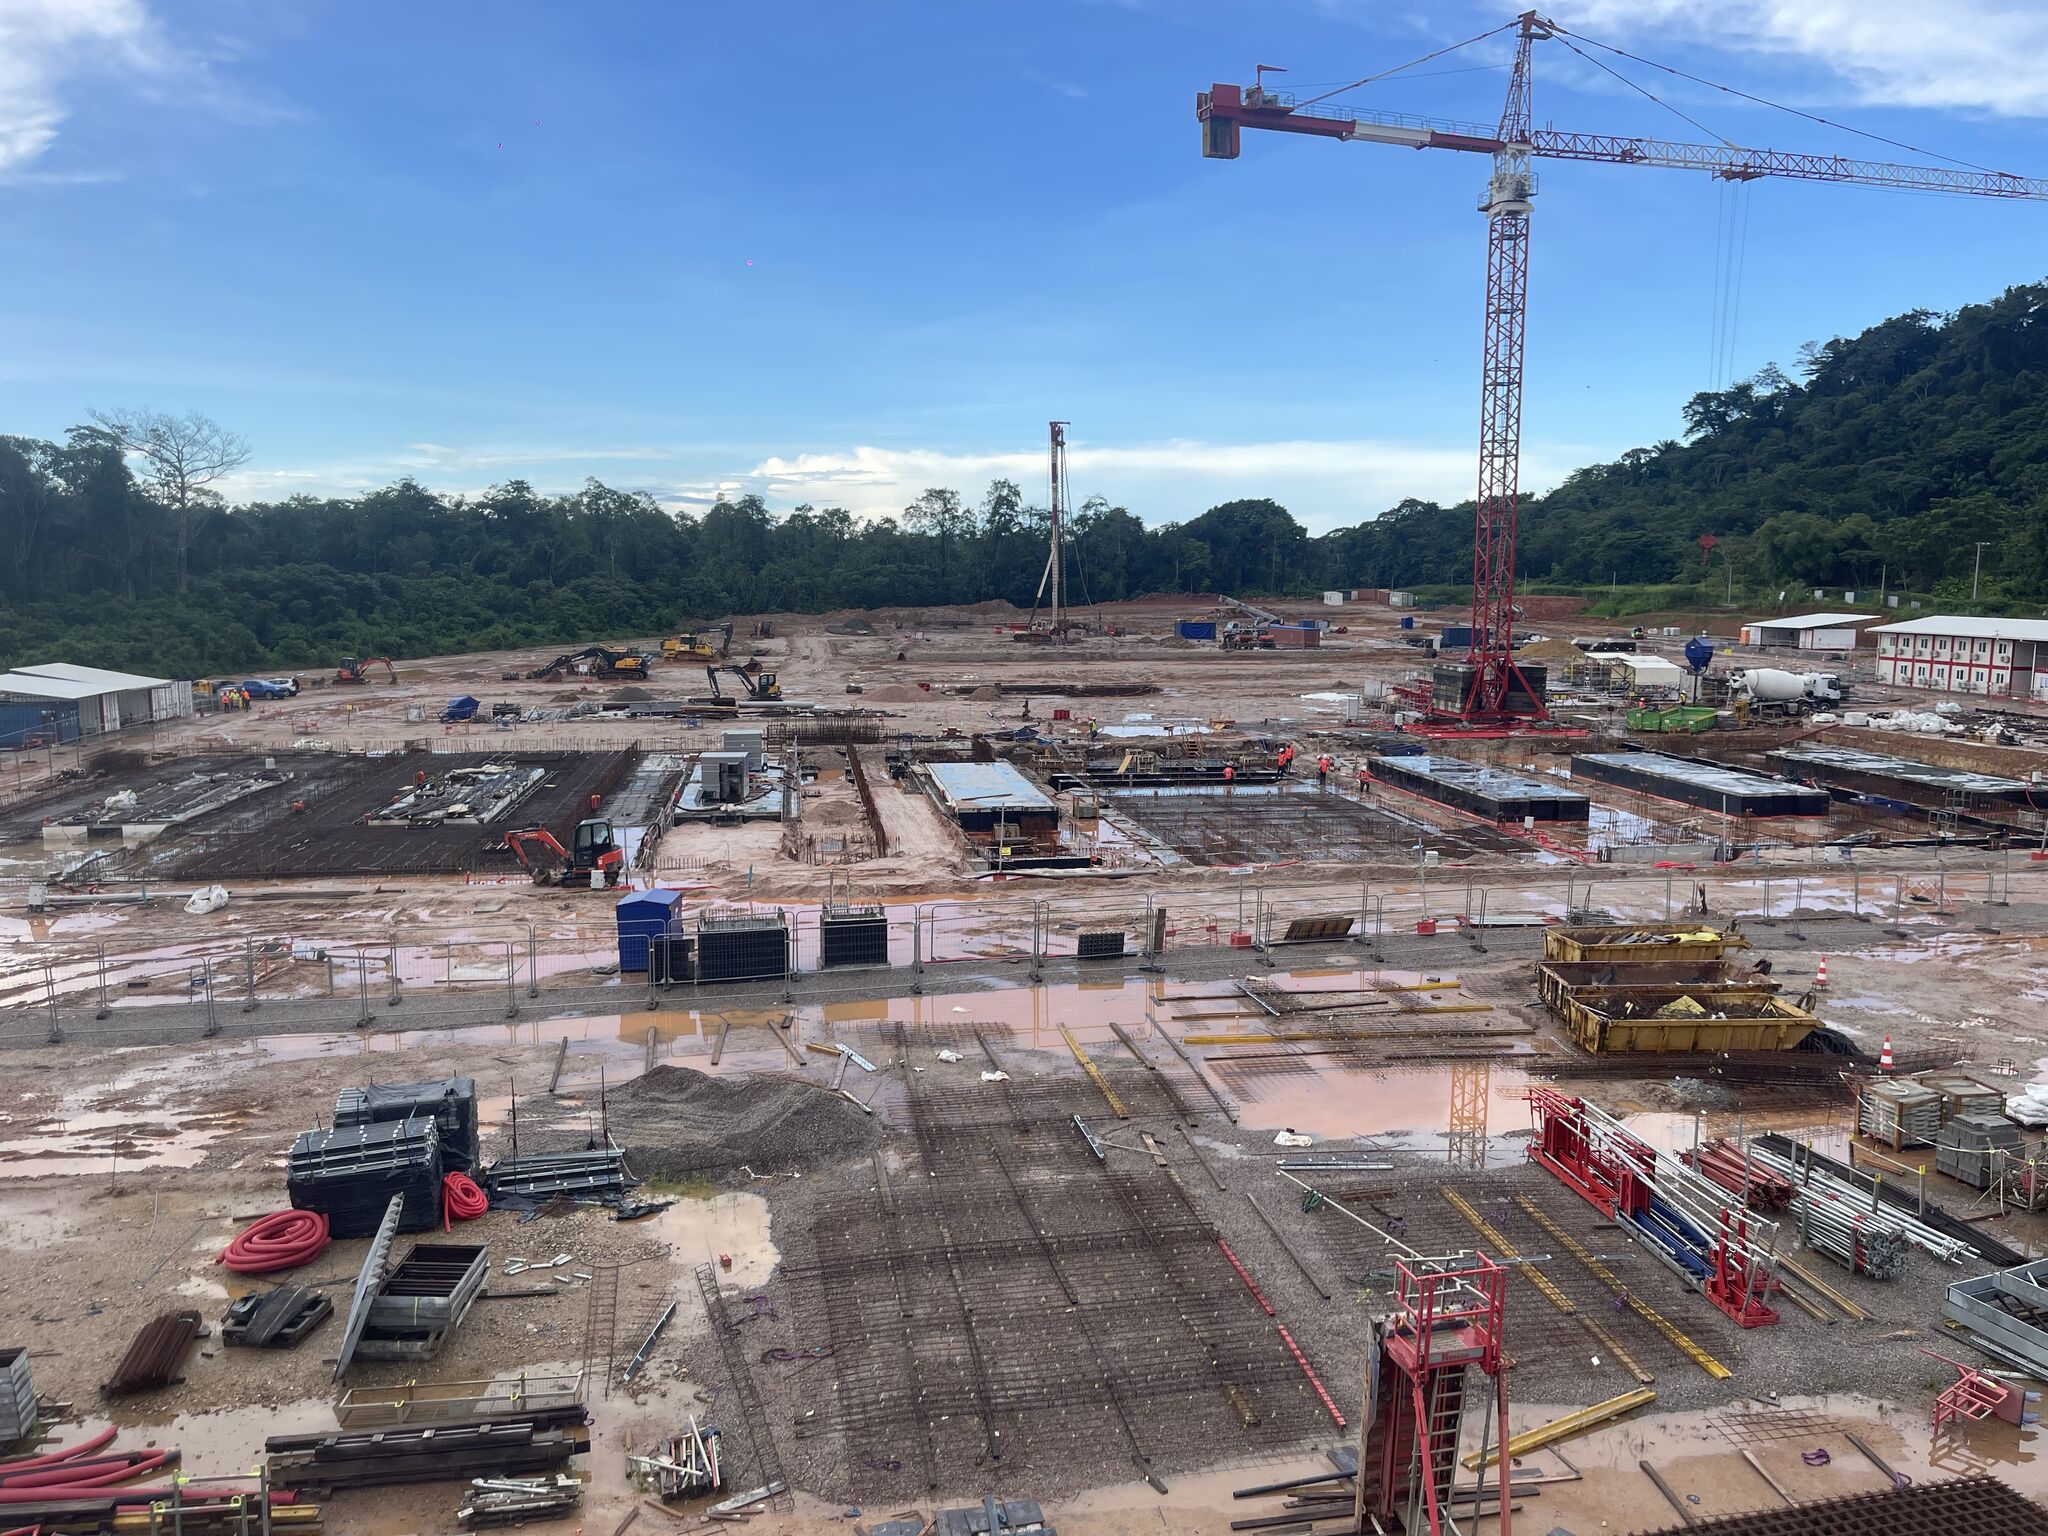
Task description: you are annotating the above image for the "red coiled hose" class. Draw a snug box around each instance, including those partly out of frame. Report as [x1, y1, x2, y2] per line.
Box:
[217, 1210, 330, 1274]
[0, 1426, 116, 1470]
[442, 1172, 488, 1230]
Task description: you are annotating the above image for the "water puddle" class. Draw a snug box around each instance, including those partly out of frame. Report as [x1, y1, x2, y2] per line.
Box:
[642, 1190, 777, 1287]
[0, 1105, 253, 1178]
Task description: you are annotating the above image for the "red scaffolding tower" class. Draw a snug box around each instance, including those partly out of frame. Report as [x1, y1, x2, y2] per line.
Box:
[1359, 1252, 1513, 1536]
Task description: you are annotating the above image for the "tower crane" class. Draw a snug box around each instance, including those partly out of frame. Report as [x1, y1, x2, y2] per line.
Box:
[1199, 10, 2048, 729]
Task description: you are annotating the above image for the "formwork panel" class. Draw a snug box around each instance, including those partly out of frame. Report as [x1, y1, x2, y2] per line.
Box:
[1765, 743, 2039, 808]
[1570, 751, 1830, 817]
[1369, 753, 1588, 822]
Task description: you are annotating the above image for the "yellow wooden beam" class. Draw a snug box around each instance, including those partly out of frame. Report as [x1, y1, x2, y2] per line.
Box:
[1461, 1387, 1658, 1469]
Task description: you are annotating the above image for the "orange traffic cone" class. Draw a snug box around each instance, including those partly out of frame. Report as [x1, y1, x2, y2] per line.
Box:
[1879, 1035, 1894, 1071]
[1815, 956, 1828, 988]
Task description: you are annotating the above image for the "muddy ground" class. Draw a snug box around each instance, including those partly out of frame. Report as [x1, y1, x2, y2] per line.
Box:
[3, 899, 2047, 1535]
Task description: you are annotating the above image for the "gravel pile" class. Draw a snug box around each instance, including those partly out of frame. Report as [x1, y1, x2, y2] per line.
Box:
[604, 1065, 879, 1179]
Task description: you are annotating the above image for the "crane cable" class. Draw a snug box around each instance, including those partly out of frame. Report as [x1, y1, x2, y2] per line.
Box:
[1543, 29, 1754, 392]
[1546, 20, 2016, 178]
[1294, 18, 1520, 109]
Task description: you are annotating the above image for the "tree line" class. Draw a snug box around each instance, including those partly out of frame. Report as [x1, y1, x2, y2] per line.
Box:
[6, 277, 2048, 676]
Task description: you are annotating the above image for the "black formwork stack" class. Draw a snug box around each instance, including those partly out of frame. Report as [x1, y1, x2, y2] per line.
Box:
[288, 1117, 444, 1235]
[820, 904, 889, 969]
[698, 912, 789, 983]
[335, 1077, 480, 1171]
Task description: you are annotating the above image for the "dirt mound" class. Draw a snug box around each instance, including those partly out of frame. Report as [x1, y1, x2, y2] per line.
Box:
[610, 685, 654, 701]
[605, 1064, 877, 1177]
[1518, 637, 1581, 665]
[969, 684, 1001, 701]
[864, 684, 923, 703]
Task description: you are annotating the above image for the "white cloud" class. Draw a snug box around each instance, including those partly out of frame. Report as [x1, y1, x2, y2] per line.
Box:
[1551, 1, 2048, 117]
[218, 435, 1609, 532]
[688, 436, 1598, 532]
[0, 0, 165, 174]
[0, 0, 289, 177]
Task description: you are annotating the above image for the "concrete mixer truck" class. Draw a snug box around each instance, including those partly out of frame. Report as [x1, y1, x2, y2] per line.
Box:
[1732, 668, 1843, 714]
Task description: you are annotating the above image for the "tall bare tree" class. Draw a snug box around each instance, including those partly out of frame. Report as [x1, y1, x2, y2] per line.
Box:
[89, 408, 250, 593]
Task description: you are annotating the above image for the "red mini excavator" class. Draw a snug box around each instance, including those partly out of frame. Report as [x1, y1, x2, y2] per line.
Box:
[335, 656, 397, 685]
[506, 817, 624, 888]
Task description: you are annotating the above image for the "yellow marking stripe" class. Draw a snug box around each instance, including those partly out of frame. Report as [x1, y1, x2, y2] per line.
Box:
[1514, 1195, 1731, 1381]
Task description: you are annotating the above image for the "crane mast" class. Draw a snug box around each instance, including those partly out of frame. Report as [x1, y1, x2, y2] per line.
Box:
[1049, 419, 1069, 638]
[1196, 8, 2048, 729]
[1469, 14, 1545, 717]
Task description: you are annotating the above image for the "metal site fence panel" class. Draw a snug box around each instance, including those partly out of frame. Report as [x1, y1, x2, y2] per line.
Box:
[3, 859, 2034, 1046]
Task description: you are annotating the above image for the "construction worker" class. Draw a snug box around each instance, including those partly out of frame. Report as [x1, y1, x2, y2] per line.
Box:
[1357, 765, 1370, 795]
[1316, 754, 1332, 788]
[1223, 763, 1236, 794]
[415, 768, 428, 790]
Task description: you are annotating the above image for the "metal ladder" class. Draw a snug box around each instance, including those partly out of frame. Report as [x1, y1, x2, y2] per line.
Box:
[582, 1262, 621, 1399]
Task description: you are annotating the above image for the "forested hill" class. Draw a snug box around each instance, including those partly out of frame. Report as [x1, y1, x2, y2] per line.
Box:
[5, 279, 2048, 676]
[1330, 278, 2048, 603]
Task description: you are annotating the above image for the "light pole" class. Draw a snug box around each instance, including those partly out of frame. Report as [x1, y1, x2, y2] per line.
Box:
[1973, 541, 1991, 602]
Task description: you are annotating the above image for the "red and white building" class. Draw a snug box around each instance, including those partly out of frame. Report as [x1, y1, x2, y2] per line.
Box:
[1870, 616, 2048, 699]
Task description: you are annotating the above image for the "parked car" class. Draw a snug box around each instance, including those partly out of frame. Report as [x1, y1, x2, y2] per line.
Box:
[240, 677, 300, 700]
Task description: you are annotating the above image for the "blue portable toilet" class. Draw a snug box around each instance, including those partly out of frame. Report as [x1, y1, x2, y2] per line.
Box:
[615, 888, 684, 973]
[442, 694, 480, 722]
[1399, 615, 1415, 630]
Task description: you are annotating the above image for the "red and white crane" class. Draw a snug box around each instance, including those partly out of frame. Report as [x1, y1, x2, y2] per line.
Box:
[1199, 10, 2048, 727]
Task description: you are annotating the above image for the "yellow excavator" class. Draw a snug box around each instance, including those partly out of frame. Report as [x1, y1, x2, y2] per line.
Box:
[660, 622, 734, 661]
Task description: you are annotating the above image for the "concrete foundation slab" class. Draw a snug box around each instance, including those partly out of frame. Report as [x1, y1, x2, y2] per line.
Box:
[1570, 751, 1831, 817]
[1765, 742, 2042, 809]
[1368, 753, 1588, 822]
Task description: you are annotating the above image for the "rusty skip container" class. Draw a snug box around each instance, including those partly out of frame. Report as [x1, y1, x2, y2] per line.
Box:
[1555, 983, 1818, 1053]
[1543, 922, 1744, 965]
[1535, 957, 1772, 1014]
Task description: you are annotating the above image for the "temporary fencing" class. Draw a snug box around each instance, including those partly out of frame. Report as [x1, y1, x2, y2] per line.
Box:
[0, 858, 2028, 1048]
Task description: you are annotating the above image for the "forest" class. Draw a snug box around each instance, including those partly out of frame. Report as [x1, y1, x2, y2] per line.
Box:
[6, 278, 2048, 677]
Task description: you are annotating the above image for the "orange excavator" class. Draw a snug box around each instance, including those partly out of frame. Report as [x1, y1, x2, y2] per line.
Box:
[506, 818, 624, 888]
[335, 656, 397, 684]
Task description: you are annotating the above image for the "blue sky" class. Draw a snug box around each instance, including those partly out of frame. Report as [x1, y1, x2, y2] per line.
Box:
[4, 0, 2048, 532]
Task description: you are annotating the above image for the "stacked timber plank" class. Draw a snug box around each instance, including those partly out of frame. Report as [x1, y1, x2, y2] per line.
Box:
[266, 1405, 591, 1491]
[102, 1309, 204, 1396]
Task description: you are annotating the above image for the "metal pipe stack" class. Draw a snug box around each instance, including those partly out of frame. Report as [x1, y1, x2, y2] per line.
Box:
[1748, 1143, 1972, 1268]
[1795, 1197, 1908, 1280]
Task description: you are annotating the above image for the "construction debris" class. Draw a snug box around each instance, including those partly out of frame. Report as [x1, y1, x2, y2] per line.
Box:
[459, 1474, 585, 1527]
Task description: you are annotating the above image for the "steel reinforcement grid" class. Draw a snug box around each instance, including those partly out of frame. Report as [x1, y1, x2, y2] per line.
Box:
[777, 1023, 1327, 1502]
[1636, 1475, 2048, 1536]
